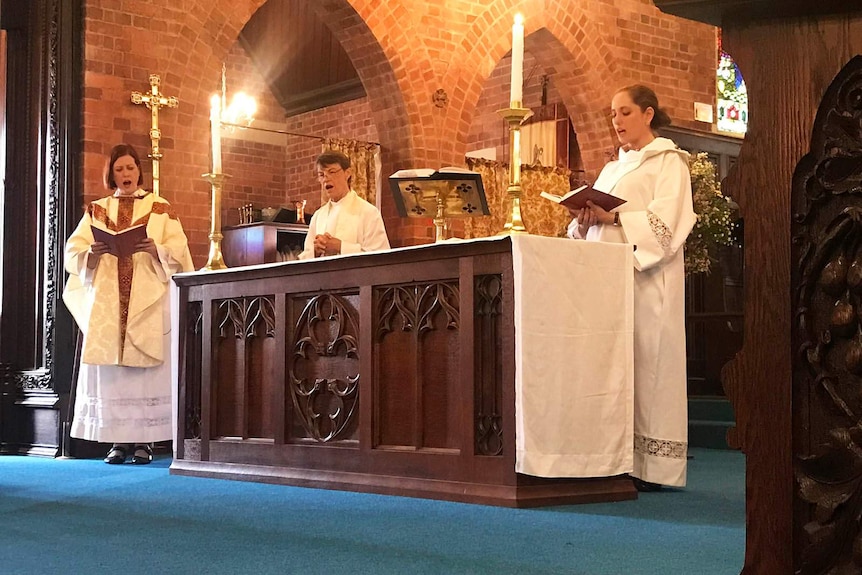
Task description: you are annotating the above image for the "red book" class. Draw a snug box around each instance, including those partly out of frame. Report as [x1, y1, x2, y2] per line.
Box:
[540, 185, 626, 212]
[91, 225, 147, 258]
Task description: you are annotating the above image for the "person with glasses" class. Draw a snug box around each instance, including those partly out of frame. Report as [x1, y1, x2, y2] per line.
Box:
[298, 150, 390, 259]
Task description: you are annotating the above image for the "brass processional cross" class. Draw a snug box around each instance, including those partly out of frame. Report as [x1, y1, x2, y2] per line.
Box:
[131, 74, 178, 197]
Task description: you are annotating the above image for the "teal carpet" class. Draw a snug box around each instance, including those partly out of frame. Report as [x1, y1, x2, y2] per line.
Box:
[0, 447, 744, 574]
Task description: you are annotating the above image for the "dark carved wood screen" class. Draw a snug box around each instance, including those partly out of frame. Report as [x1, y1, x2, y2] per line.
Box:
[791, 55, 862, 575]
[0, 0, 82, 456]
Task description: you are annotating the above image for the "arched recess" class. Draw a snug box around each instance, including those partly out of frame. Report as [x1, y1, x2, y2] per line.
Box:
[439, 1, 621, 178]
[151, 0, 414, 251]
[523, 28, 619, 177]
[305, 0, 416, 226]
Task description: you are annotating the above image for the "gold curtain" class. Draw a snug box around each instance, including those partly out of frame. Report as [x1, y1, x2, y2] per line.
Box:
[463, 158, 575, 239]
[323, 138, 380, 205]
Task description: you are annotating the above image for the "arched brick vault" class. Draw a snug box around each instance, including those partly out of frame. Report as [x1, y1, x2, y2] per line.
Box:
[82, 0, 711, 256]
[439, 0, 623, 176]
[523, 28, 620, 179]
[307, 0, 416, 231]
[175, 0, 418, 247]
[326, 0, 623, 176]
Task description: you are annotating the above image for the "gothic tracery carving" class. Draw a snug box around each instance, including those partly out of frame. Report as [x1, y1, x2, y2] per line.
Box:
[376, 283, 460, 339]
[475, 275, 504, 456]
[216, 297, 276, 340]
[289, 294, 360, 442]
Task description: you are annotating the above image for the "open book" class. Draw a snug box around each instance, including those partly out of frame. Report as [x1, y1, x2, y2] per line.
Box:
[389, 167, 490, 219]
[540, 185, 626, 212]
[91, 224, 148, 258]
[389, 166, 475, 178]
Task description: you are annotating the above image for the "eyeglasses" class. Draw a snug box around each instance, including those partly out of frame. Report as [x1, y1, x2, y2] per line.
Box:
[316, 168, 343, 180]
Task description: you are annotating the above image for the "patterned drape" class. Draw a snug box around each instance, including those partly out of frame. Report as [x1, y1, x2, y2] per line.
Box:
[323, 138, 380, 206]
[463, 157, 575, 239]
[520, 120, 558, 167]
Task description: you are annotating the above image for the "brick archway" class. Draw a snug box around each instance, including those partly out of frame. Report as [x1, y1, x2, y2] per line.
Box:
[90, 0, 416, 257]
[80, 0, 716, 255]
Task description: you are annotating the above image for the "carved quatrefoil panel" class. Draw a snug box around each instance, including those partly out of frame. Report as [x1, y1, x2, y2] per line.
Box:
[289, 294, 359, 442]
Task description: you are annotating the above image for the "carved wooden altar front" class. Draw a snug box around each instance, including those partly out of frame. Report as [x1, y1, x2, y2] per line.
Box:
[171, 238, 636, 507]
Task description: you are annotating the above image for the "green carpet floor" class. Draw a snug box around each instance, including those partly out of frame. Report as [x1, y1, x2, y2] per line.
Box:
[0, 447, 744, 574]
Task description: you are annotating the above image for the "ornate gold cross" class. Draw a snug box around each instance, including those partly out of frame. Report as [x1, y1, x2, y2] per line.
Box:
[131, 74, 178, 197]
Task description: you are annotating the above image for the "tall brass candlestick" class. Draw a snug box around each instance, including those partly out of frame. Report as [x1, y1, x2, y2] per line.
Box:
[201, 172, 229, 271]
[497, 105, 533, 234]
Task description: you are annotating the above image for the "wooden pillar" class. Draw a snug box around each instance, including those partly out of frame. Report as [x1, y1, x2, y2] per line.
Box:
[655, 2, 862, 573]
[0, 0, 82, 456]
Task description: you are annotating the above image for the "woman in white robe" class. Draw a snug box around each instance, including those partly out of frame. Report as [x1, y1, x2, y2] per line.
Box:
[567, 85, 696, 490]
[63, 144, 194, 464]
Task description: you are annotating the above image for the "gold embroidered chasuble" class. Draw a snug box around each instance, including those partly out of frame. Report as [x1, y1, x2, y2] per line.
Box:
[63, 191, 193, 367]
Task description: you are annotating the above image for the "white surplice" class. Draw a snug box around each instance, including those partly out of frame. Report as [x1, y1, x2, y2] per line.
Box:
[298, 190, 390, 259]
[513, 235, 634, 478]
[568, 137, 696, 487]
[63, 190, 194, 443]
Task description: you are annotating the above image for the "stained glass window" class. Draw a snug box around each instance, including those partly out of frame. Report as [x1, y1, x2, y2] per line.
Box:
[717, 50, 748, 135]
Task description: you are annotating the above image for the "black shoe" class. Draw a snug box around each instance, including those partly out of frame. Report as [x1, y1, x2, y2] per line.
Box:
[632, 477, 663, 492]
[131, 444, 153, 465]
[104, 444, 128, 464]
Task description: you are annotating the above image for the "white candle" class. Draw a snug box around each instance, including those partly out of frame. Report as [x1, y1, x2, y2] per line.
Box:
[510, 14, 524, 106]
[210, 94, 222, 174]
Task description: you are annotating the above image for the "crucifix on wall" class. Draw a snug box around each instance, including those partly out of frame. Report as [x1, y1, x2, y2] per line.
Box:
[131, 74, 179, 197]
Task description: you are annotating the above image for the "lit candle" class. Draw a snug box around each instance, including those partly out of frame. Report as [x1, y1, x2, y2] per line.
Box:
[510, 14, 524, 106]
[210, 94, 222, 174]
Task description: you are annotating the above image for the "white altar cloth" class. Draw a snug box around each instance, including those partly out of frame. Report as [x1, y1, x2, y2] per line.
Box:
[511, 235, 634, 478]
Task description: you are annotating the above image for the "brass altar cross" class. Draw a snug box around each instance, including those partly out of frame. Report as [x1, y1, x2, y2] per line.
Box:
[131, 74, 179, 197]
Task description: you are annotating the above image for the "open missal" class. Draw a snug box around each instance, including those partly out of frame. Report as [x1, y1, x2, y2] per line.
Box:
[389, 166, 475, 178]
[91, 224, 147, 258]
[388, 166, 490, 219]
[540, 185, 626, 212]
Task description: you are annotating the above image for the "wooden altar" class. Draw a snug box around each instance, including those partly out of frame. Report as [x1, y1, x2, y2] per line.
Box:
[171, 236, 637, 507]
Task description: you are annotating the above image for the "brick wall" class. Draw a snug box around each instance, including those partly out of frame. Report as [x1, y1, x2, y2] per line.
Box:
[81, 0, 717, 263]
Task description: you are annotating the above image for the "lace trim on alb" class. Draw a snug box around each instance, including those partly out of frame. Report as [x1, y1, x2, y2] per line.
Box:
[77, 396, 171, 408]
[647, 211, 672, 252]
[634, 433, 687, 460]
[73, 415, 172, 429]
[74, 395, 172, 430]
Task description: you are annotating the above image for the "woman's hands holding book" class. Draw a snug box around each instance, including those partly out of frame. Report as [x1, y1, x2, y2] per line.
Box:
[87, 241, 111, 269]
[134, 238, 159, 261]
[570, 200, 615, 236]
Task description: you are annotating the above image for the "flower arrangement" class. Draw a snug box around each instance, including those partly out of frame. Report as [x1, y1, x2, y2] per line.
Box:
[685, 152, 737, 275]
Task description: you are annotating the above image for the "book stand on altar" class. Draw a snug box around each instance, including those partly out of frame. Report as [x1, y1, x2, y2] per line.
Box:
[389, 170, 490, 242]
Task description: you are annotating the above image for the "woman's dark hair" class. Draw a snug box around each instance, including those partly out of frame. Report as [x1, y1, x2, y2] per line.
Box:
[618, 84, 672, 130]
[316, 149, 352, 185]
[316, 149, 351, 170]
[104, 143, 144, 190]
